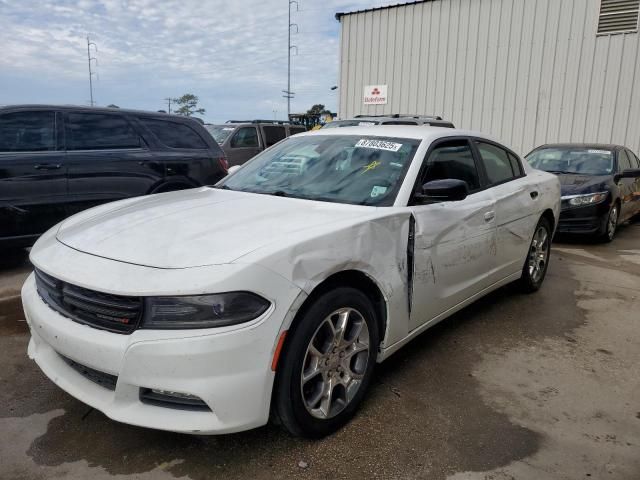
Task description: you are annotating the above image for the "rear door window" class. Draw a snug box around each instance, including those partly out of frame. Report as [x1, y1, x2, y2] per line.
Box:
[262, 125, 286, 147]
[138, 117, 207, 149]
[66, 113, 141, 150]
[618, 150, 632, 171]
[508, 152, 524, 176]
[289, 126, 306, 135]
[475, 141, 516, 185]
[0, 111, 56, 152]
[230, 127, 259, 148]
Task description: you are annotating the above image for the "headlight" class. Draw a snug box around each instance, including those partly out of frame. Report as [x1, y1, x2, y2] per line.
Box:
[141, 292, 270, 329]
[563, 192, 608, 207]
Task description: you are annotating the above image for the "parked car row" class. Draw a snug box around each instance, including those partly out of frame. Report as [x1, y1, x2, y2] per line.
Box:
[22, 125, 560, 438]
[5, 104, 640, 440]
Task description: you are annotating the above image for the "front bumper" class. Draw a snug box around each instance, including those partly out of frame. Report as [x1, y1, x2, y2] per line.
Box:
[22, 253, 299, 434]
[557, 202, 610, 235]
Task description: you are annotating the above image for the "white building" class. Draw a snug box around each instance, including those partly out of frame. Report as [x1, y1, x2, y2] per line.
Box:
[336, 0, 640, 154]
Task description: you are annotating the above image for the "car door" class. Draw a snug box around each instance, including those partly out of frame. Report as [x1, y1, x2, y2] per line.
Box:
[408, 138, 497, 331]
[628, 149, 640, 216]
[0, 109, 69, 241]
[226, 126, 262, 166]
[473, 140, 539, 279]
[616, 149, 637, 221]
[64, 111, 160, 214]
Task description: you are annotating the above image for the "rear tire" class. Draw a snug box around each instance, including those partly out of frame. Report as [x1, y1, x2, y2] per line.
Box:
[519, 217, 552, 293]
[273, 287, 379, 438]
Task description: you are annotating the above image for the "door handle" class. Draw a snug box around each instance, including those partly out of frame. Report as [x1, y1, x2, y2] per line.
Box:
[34, 163, 62, 170]
[530, 191, 539, 199]
[484, 211, 496, 222]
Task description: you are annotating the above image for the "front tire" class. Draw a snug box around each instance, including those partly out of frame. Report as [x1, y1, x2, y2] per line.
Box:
[598, 203, 618, 243]
[273, 287, 379, 438]
[519, 217, 552, 293]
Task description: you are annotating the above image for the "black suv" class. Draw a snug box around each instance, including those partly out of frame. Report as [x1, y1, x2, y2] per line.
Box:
[0, 105, 228, 249]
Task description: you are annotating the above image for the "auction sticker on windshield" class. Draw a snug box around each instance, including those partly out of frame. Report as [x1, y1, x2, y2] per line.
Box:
[355, 139, 403, 152]
[588, 149, 611, 155]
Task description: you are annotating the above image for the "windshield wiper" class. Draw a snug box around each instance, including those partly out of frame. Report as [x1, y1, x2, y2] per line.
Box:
[546, 170, 575, 175]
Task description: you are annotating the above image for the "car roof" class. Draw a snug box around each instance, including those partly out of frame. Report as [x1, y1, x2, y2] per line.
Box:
[297, 125, 496, 143]
[531, 143, 624, 152]
[0, 104, 193, 121]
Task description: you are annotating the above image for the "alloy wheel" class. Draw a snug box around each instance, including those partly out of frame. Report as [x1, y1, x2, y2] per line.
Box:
[528, 225, 550, 284]
[607, 206, 618, 240]
[300, 307, 370, 419]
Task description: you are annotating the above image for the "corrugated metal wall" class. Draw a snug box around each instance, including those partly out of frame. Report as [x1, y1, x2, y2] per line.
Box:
[337, 0, 640, 155]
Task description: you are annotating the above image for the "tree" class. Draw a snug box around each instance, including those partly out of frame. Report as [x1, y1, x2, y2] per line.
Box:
[173, 93, 205, 117]
[306, 104, 331, 115]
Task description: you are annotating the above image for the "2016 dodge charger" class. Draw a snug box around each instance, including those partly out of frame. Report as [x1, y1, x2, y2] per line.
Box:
[22, 127, 560, 438]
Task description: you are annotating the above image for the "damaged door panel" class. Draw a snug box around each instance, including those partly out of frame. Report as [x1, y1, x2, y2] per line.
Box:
[409, 190, 497, 331]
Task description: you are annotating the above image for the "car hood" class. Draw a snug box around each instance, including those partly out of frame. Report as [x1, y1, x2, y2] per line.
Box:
[556, 174, 611, 196]
[56, 188, 373, 269]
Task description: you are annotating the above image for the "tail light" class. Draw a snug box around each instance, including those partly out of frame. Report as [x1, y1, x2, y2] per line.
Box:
[218, 156, 229, 171]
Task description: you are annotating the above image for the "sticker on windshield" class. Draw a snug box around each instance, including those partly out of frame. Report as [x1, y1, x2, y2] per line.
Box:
[362, 160, 381, 173]
[355, 139, 403, 152]
[358, 122, 376, 126]
[370, 186, 388, 197]
[588, 149, 611, 155]
[223, 127, 235, 131]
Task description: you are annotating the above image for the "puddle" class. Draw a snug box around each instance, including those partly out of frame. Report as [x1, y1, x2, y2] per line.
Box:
[0, 297, 28, 336]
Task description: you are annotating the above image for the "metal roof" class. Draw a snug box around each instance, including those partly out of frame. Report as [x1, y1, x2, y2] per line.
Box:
[335, 0, 431, 20]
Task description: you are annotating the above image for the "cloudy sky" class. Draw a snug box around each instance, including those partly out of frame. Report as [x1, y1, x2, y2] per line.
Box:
[0, 0, 391, 122]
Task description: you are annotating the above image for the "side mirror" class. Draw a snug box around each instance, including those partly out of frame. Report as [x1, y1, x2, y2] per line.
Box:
[615, 168, 640, 182]
[227, 165, 241, 175]
[416, 179, 469, 202]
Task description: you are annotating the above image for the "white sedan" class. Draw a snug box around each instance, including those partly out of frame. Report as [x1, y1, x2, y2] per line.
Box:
[22, 126, 560, 438]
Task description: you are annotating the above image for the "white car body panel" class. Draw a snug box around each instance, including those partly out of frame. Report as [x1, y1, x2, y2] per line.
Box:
[22, 126, 561, 434]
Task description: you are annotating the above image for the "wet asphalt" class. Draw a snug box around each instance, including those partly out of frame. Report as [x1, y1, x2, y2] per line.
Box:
[1, 219, 639, 480]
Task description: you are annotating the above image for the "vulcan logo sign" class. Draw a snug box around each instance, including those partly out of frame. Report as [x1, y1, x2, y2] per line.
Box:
[363, 85, 388, 105]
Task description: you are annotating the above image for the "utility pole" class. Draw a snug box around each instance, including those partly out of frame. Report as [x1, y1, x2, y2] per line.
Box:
[282, 0, 298, 120]
[164, 97, 173, 114]
[86, 36, 98, 106]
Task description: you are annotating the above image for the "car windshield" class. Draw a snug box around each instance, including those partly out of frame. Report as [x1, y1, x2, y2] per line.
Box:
[219, 134, 421, 206]
[526, 147, 614, 175]
[205, 125, 235, 144]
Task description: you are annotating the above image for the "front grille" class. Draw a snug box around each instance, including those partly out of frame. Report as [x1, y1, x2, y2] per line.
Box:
[558, 217, 600, 232]
[35, 268, 142, 334]
[60, 354, 118, 391]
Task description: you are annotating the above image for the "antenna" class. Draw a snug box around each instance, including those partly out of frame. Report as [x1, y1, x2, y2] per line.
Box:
[87, 36, 98, 106]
